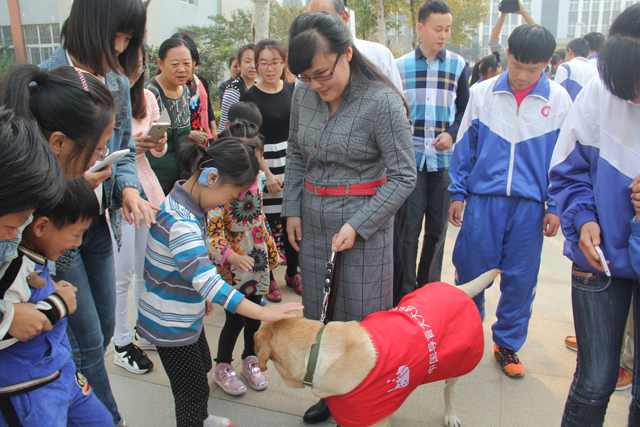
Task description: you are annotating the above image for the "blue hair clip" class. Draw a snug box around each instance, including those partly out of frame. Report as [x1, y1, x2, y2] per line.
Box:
[199, 167, 219, 186]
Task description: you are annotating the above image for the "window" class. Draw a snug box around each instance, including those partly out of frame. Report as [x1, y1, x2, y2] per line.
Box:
[181, 0, 197, 4]
[613, 1, 621, 9]
[604, 1, 612, 10]
[22, 23, 60, 64]
[0, 26, 12, 46]
[570, 0, 579, 11]
[584, 1, 591, 11]
[590, 24, 598, 31]
[568, 24, 576, 37]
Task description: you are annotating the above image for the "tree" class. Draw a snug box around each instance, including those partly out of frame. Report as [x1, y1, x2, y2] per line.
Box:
[406, 0, 489, 48]
[350, 0, 377, 40]
[252, 0, 271, 43]
[375, 0, 387, 44]
[269, 3, 305, 43]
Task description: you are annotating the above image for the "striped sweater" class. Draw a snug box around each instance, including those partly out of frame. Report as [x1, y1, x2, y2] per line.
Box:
[137, 181, 244, 347]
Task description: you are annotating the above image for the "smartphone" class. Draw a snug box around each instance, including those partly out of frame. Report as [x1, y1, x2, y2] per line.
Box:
[594, 245, 612, 277]
[88, 149, 130, 173]
[499, 0, 520, 13]
[146, 123, 170, 144]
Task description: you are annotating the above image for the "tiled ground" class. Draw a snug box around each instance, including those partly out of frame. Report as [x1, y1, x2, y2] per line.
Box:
[107, 225, 632, 426]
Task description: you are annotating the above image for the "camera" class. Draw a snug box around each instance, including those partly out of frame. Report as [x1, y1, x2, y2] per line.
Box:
[499, 0, 520, 13]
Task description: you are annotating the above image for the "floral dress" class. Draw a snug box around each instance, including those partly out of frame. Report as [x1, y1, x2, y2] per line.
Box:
[207, 172, 280, 295]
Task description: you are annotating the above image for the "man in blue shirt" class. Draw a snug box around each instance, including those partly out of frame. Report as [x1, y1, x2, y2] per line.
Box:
[395, 0, 469, 296]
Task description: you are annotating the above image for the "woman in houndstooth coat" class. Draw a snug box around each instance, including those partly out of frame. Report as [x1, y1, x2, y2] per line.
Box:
[282, 13, 416, 322]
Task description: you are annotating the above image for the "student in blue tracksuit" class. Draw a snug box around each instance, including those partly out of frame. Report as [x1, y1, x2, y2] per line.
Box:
[448, 24, 571, 378]
[554, 38, 597, 101]
[549, 5, 640, 426]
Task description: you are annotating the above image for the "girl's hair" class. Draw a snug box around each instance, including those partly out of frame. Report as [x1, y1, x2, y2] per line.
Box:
[470, 55, 499, 85]
[255, 38, 287, 66]
[130, 45, 147, 121]
[237, 44, 256, 65]
[0, 107, 67, 217]
[218, 121, 265, 152]
[598, 3, 640, 101]
[62, 0, 146, 77]
[288, 13, 409, 114]
[34, 177, 99, 229]
[178, 137, 260, 188]
[227, 101, 263, 127]
[0, 64, 116, 175]
[158, 37, 192, 62]
[172, 32, 200, 67]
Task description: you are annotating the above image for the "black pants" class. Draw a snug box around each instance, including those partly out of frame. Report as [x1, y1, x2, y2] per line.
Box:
[157, 330, 212, 427]
[265, 214, 299, 278]
[397, 169, 451, 295]
[216, 294, 262, 364]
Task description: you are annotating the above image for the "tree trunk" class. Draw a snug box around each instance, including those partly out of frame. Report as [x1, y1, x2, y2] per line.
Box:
[144, 0, 152, 81]
[252, 0, 270, 44]
[410, 0, 419, 49]
[375, 0, 386, 45]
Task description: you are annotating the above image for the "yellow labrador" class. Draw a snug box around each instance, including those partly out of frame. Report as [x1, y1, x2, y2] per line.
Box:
[255, 270, 500, 427]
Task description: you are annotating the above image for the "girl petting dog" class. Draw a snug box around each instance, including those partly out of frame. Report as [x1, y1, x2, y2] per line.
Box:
[136, 137, 302, 427]
[207, 122, 281, 396]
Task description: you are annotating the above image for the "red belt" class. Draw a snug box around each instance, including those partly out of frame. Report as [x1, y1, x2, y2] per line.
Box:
[305, 177, 387, 196]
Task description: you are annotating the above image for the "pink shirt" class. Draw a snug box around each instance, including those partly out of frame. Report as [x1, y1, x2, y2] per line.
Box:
[132, 89, 167, 207]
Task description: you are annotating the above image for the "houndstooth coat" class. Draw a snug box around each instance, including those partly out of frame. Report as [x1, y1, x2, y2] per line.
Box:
[282, 74, 416, 321]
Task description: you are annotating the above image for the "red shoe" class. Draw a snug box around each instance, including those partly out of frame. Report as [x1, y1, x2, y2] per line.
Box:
[266, 280, 282, 302]
[285, 273, 302, 295]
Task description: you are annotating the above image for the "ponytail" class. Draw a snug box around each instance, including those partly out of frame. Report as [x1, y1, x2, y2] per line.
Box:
[0, 64, 115, 176]
[218, 121, 264, 152]
[178, 137, 260, 188]
[470, 59, 482, 86]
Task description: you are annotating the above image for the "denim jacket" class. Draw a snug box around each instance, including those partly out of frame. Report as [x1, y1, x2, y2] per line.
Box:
[39, 46, 143, 248]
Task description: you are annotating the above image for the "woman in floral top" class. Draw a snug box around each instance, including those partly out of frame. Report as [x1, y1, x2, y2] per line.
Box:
[206, 122, 280, 396]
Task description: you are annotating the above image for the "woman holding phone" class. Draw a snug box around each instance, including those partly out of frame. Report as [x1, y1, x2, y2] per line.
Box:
[112, 45, 168, 375]
[39, 0, 153, 425]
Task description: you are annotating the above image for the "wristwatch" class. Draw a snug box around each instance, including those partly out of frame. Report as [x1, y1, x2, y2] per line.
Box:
[0, 299, 6, 324]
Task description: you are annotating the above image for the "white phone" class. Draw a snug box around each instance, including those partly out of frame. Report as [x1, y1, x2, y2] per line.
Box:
[594, 245, 611, 277]
[146, 123, 170, 144]
[88, 149, 130, 173]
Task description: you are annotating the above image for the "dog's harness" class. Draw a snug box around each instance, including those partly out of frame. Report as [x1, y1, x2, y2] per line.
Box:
[303, 326, 325, 387]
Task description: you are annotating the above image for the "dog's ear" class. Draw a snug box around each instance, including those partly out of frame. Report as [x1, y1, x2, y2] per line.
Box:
[255, 328, 273, 371]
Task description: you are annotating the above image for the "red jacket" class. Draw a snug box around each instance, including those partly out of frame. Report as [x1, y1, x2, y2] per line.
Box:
[325, 282, 484, 427]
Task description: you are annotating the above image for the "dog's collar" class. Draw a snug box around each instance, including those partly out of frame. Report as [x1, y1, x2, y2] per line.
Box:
[303, 325, 325, 387]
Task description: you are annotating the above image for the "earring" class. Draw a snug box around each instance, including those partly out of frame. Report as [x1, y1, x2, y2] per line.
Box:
[199, 167, 218, 187]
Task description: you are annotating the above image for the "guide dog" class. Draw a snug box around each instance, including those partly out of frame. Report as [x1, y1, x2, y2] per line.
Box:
[254, 270, 500, 427]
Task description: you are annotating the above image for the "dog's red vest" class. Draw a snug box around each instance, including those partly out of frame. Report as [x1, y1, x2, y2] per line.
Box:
[324, 282, 484, 427]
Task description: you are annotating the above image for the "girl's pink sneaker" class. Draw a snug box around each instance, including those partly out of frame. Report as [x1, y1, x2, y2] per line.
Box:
[212, 363, 246, 396]
[242, 356, 268, 390]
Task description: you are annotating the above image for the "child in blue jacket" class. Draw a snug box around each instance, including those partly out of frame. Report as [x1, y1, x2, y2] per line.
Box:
[448, 24, 571, 378]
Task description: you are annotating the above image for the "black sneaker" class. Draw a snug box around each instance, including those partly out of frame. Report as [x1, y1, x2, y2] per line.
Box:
[113, 343, 154, 374]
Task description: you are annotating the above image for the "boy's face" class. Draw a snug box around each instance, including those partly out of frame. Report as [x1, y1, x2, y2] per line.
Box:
[0, 210, 34, 241]
[417, 13, 452, 56]
[29, 217, 92, 261]
[506, 50, 549, 91]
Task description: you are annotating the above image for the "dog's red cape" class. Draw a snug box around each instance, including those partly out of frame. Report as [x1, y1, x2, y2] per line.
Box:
[325, 282, 484, 427]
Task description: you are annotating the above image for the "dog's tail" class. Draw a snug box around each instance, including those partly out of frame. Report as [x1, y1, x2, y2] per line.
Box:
[457, 269, 501, 299]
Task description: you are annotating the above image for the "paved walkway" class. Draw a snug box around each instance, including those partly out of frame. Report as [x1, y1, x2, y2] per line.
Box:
[107, 225, 632, 426]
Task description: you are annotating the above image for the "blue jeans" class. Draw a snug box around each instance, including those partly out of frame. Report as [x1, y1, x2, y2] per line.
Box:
[56, 215, 120, 425]
[562, 263, 640, 427]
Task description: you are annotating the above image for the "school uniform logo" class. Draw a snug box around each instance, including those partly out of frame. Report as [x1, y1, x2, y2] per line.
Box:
[75, 372, 92, 396]
[541, 106, 551, 117]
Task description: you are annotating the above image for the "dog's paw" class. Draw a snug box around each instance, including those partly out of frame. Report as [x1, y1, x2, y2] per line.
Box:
[443, 414, 461, 427]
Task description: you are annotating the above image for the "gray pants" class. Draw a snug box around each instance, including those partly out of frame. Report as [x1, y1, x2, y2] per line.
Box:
[397, 169, 451, 296]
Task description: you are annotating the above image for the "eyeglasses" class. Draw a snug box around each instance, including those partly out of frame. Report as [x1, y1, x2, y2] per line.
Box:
[76, 141, 110, 162]
[296, 54, 341, 83]
[257, 61, 284, 70]
[136, 65, 148, 75]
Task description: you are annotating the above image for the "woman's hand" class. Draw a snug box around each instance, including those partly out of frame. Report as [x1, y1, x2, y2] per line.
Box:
[332, 223, 357, 252]
[133, 132, 156, 155]
[265, 173, 283, 194]
[227, 253, 255, 273]
[579, 221, 607, 273]
[189, 131, 209, 146]
[287, 217, 302, 252]
[83, 165, 113, 189]
[630, 175, 640, 221]
[205, 301, 215, 316]
[153, 135, 168, 153]
[121, 188, 161, 229]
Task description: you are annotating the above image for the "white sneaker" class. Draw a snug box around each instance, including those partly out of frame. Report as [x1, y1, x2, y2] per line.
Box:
[133, 327, 156, 351]
[203, 414, 235, 427]
[113, 343, 154, 374]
